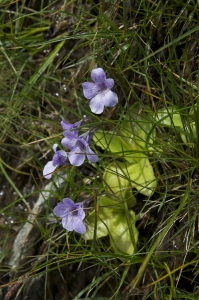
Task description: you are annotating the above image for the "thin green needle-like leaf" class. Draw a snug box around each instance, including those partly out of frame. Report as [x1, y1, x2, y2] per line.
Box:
[20, 40, 65, 96]
[131, 25, 199, 67]
[125, 185, 190, 290]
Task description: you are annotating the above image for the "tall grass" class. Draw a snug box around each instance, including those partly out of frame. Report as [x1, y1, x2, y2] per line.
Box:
[1, 0, 199, 299]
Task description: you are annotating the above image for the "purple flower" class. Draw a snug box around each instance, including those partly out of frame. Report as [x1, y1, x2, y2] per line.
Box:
[82, 68, 118, 114]
[53, 198, 86, 234]
[61, 130, 98, 166]
[61, 116, 87, 132]
[43, 144, 68, 179]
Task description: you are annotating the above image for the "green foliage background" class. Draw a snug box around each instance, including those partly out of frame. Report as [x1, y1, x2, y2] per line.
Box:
[1, 0, 199, 299]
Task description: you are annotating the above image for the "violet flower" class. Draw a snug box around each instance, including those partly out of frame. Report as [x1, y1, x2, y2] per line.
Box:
[53, 198, 86, 234]
[43, 144, 68, 179]
[61, 130, 98, 167]
[82, 68, 118, 114]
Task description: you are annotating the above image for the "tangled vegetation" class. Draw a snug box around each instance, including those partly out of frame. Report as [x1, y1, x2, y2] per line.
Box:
[1, 1, 199, 299]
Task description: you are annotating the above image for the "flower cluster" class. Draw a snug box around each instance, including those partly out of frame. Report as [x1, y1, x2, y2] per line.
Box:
[44, 68, 118, 234]
[43, 117, 98, 178]
[61, 128, 98, 167]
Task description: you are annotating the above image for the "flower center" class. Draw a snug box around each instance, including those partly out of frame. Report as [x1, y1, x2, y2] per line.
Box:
[71, 208, 78, 216]
[97, 82, 107, 91]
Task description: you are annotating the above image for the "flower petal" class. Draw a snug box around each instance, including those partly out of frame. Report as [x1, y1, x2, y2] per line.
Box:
[63, 129, 78, 139]
[61, 131, 78, 150]
[52, 150, 68, 166]
[52, 144, 58, 153]
[53, 206, 65, 218]
[89, 93, 105, 114]
[73, 218, 86, 234]
[53, 199, 73, 218]
[68, 147, 85, 166]
[91, 68, 106, 85]
[103, 90, 118, 108]
[62, 198, 75, 208]
[82, 82, 99, 99]
[61, 214, 74, 231]
[61, 118, 75, 131]
[86, 147, 98, 163]
[76, 204, 86, 220]
[61, 117, 87, 131]
[43, 161, 57, 179]
[80, 129, 95, 145]
[105, 78, 114, 89]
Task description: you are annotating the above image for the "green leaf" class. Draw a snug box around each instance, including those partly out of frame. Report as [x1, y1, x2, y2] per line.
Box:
[85, 212, 109, 240]
[103, 159, 157, 197]
[120, 114, 155, 157]
[84, 196, 123, 240]
[93, 131, 135, 163]
[94, 111, 156, 163]
[103, 162, 136, 207]
[109, 210, 138, 255]
[127, 158, 157, 197]
[155, 107, 182, 127]
[84, 197, 139, 256]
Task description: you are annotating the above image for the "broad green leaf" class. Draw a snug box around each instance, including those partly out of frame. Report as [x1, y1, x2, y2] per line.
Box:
[85, 198, 139, 256]
[85, 213, 109, 240]
[94, 112, 156, 163]
[120, 114, 155, 157]
[84, 196, 123, 240]
[85, 212, 139, 255]
[104, 159, 157, 197]
[93, 131, 135, 163]
[109, 211, 138, 255]
[103, 162, 136, 207]
[127, 158, 157, 197]
[98, 195, 123, 216]
[155, 107, 182, 127]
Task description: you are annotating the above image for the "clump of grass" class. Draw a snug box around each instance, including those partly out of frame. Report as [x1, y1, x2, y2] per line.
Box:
[1, 0, 199, 299]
